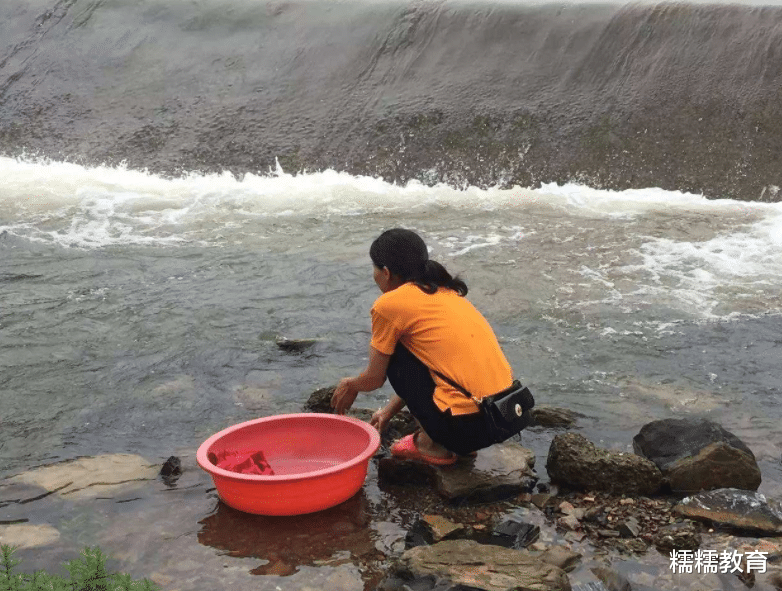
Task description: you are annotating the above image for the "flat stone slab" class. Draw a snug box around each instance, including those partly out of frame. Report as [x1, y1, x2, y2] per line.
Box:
[674, 488, 782, 534]
[393, 539, 571, 591]
[0, 524, 60, 549]
[379, 442, 537, 503]
[8, 454, 159, 500]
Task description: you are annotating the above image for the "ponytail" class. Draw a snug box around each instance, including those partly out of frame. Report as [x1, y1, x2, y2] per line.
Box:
[415, 260, 468, 296]
[370, 228, 468, 296]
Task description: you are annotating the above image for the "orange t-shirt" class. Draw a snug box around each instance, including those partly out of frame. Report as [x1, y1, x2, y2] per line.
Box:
[370, 282, 513, 415]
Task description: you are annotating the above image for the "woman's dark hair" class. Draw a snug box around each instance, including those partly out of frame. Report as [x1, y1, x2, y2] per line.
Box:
[369, 228, 468, 296]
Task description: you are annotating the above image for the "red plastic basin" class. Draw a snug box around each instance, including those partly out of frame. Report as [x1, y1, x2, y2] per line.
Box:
[196, 413, 380, 516]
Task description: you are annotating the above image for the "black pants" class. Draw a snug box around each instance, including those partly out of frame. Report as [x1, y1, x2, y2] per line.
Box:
[385, 343, 495, 456]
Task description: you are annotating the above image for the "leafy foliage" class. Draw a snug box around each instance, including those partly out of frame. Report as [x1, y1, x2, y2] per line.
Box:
[0, 545, 159, 591]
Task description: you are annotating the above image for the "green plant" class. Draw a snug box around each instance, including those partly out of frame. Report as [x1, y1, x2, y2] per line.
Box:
[0, 544, 159, 591]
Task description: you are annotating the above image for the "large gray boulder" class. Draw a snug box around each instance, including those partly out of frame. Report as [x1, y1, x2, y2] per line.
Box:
[379, 441, 537, 503]
[393, 539, 571, 591]
[546, 433, 662, 495]
[633, 418, 761, 492]
[674, 488, 782, 534]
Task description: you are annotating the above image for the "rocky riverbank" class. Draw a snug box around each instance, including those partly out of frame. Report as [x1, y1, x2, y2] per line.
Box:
[305, 387, 782, 590]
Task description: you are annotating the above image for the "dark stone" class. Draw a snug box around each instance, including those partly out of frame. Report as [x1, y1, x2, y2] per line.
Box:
[546, 433, 662, 495]
[405, 519, 434, 549]
[302, 386, 336, 413]
[491, 516, 540, 549]
[633, 418, 754, 468]
[633, 419, 761, 492]
[159, 456, 182, 484]
[537, 482, 551, 493]
[275, 337, 317, 353]
[617, 516, 640, 538]
[531, 406, 579, 429]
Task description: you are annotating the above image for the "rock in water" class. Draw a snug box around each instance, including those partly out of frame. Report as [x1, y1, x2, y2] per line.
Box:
[590, 566, 631, 591]
[674, 488, 782, 534]
[665, 442, 761, 493]
[275, 337, 317, 353]
[9, 454, 159, 500]
[546, 433, 662, 495]
[0, 524, 60, 549]
[160, 456, 182, 485]
[160, 456, 182, 477]
[531, 406, 579, 429]
[653, 522, 701, 553]
[302, 386, 336, 413]
[393, 539, 571, 591]
[633, 418, 761, 492]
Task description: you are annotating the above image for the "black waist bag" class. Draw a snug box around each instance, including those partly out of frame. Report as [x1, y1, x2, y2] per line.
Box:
[434, 371, 535, 444]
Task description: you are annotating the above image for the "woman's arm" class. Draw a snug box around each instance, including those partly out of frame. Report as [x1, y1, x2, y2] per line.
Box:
[331, 346, 392, 414]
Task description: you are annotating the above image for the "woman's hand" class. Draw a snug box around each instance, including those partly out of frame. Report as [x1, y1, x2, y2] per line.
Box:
[331, 377, 359, 415]
[370, 406, 394, 433]
[369, 395, 405, 433]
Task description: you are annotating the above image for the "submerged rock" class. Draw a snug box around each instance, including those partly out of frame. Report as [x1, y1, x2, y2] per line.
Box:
[160, 456, 182, 478]
[9, 454, 159, 500]
[673, 488, 782, 534]
[590, 566, 631, 591]
[393, 539, 571, 591]
[546, 433, 662, 495]
[302, 386, 338, 413]
[531, 406, 579, 429]
[652, 522, 701, 553]
[539, 546, 582, 573]
[633, 418, 761, 492]
[379, 441, 537, 503]
[0, 524, 60, 549]
[275, 337, 318, 353]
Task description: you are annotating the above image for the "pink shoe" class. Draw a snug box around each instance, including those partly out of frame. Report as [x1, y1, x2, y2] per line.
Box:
[390, 433, 458, 466]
